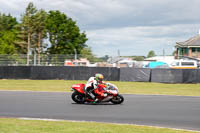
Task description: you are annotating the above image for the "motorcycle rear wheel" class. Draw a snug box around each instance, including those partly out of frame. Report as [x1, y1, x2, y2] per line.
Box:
[110, 94, 124, 104]
[71, 92, 85, 104]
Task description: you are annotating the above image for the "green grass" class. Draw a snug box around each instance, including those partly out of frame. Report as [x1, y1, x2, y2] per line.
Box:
[0, 118, 196, 133]
[0, 80, 200, 96]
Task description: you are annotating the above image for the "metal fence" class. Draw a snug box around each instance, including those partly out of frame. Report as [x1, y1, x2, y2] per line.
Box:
[0, 54, 78, 66]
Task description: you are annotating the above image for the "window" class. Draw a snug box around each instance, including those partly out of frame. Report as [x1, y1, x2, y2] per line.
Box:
[171, 62, 179, 66]
[192, 48, 196, 52]
[191, 48, 200, 52]
[178, 48, 188, 55]
[182, 48, 188, 54]
[181, 62, 194, 66]
[192, 48, 200, 52]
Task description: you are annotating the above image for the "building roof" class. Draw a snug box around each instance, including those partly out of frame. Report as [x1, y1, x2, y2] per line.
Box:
[118, 58, 135, 63]
[145, 56, 174, 61]
[145, 56, 175, 64]
[176, 35, 200, 47]
[73, 58, 89, 63]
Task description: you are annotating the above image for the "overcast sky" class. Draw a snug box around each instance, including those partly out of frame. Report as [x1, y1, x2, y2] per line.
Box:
[1, 0, 200, 57]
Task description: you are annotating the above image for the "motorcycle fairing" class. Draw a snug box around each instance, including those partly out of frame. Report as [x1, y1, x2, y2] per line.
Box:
[72, 83, 85, 94]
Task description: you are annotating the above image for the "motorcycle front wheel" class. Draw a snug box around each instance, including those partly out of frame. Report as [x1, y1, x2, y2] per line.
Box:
[71, 92, 85, 104]
[110, 94, 124, 104]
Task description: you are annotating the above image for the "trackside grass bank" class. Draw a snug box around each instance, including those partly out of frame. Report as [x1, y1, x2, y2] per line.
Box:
[0, 118, 196, 133]
[0, 80, 200, 96]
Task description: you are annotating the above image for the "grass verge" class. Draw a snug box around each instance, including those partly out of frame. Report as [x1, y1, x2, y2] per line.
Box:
[0, 80, 200, 96]
[0, 118, 196, 133]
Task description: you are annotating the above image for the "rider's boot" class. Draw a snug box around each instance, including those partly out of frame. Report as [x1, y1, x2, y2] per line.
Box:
[88, 92, 99, 103]
[87, 92, 96, 100]
[93, 98, 99, 103]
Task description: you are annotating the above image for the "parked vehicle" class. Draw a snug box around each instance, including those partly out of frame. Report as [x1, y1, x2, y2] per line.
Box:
[71, 83, 124, 104]
[144, 61, 169, 68]
[170, 60, 197, 69]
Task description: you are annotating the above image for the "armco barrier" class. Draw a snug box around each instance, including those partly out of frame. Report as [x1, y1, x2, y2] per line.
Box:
[0, 66, 200, 83]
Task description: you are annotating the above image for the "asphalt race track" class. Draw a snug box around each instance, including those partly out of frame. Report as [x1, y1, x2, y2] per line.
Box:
[0, 91, 200, 131]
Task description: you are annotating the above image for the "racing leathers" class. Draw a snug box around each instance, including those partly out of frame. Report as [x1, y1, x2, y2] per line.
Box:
[85, 77, 106, 101]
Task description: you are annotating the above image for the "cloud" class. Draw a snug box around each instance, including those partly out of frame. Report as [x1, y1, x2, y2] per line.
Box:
[0, 0, 200, 56]
[1, 0, 200, 28]
[3, 0, 200, 29]
[86, 24, 200, 56]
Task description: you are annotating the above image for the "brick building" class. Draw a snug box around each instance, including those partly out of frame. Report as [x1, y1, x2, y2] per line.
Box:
[175, 34, 200, 59]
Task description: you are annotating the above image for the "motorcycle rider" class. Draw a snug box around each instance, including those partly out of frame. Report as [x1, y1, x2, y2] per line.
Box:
[85, 73, 107, 103]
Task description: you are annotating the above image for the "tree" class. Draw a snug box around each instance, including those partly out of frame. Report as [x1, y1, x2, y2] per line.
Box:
[20, 2, 37, 65]
[100, 55, 109, 62]
[172, 50, 176, 56]
[0, 13, 17, 31]
[14, 24, 28, 54]
[34, 9, 47, 64]
[46, 10, 88, 54]
[134, 56, 145, 61]
[0, 4, 93, 64]
[147, 50, 156, 58]
[0, 31, 17, 54]
[0, 13, 18, 54]
[80, 47, 100, 62]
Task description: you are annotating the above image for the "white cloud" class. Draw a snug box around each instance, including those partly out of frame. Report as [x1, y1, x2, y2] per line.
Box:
[0, 0, 200, 56]
[86, 24, 200, 56]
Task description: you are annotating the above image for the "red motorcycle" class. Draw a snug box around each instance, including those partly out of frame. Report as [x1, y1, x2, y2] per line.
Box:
[71, 83, 124, 104]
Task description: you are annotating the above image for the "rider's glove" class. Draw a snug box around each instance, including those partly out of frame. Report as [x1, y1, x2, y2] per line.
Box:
[104, 93, 108, 97]
[101, 93, 107, 97]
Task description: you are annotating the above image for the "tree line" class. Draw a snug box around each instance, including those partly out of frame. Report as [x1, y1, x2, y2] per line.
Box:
[0, 2, 100, 63]
[0, 2, 161, 64]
